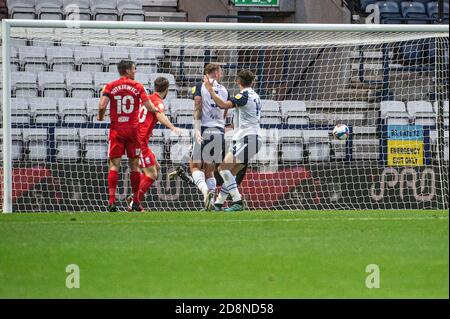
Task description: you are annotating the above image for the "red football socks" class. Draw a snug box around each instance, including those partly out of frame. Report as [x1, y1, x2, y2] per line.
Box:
[130, 170, 141, 201]
[136, 175, 155, 203]
[108, 170, 119, 205]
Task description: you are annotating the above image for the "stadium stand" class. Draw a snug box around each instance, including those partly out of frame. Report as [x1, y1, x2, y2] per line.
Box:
[359, 0, 449, 23]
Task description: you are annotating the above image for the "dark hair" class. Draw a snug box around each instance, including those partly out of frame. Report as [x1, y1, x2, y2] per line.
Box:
[204, 63, 221, 75]
[154, 77, 170, 93]
[237, 69, 255, 87]
[117, 60, 135, 76]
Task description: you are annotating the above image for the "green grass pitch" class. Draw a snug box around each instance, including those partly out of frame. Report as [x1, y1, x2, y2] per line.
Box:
[0, 210, 448, 298]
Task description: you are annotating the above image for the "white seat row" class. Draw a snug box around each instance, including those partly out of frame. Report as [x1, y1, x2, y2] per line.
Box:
[380, 100, 449, 126]
[8, 0, 144, 21]
[9, 72, 177, 98]
[5, 46, 162, 73]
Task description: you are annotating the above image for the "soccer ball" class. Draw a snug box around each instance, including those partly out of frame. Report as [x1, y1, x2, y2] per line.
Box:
[333, 124, 350, 140]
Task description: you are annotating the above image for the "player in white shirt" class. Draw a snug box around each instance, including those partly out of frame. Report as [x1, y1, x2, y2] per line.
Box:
[203, 69, 262, 212]
[169, 64, 229, 210]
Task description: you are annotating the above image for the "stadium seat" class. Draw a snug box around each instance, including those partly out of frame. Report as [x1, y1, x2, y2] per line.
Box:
[380, 101, 410, 125]
[10, 28, 28, 47]
[102, 47, 130, 72]
[66, 72, 95, 98]
[169, 98, 193, 125]
[427, 1, 449, 23]
[135, 73, 150, 88]
[11, 98, 30, 124]
[86, 98, 109, 123]
[80, 129, 108, 160]
[29, 97, 59, 124]
[55, 28, 83, 47]
[376, 1, 403, 23]
[55, 128, 81, 160]
[83, 29, 113, 46]
[18, 46, 48, 73]
[27, 28, 56, 47]
[117, 0, 144, 21]
[47, 46, 75, 72]
[170, 60, 204, 82]
[7, 0, 35, 19]
[352, 139, 380, 160]
[94, 72, 117, 95]
[303, 130, 331, 162]
[279, 129, 304, 162]
[12, 72, 38, 97]
[168, 129, 191, 163]
[38, 71, 66, 98]
[260, 99, 281, 124]
[23, 128, 48, 160]
[74, 46, 103, 73]
[402, 1, 429, 24]
[280, 100, 310, 125]
[130, 47, 159, 74]
[63, 0, 92, 20]
[110, 29, 140, 46]
[11, 128, 24, 160]
[58, 98, 88, 123]
[254, 129, 278, 164]
[407, 100, 436, 125]
[35, 0, 63, 20]
[90, 0, 119, 21]
[0, 46, 20, 71]
[148, 129, 166, 160]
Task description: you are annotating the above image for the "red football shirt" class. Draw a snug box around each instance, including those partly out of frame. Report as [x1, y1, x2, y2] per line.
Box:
[102, 76, 149, 130]
[138, 93, 165, 146]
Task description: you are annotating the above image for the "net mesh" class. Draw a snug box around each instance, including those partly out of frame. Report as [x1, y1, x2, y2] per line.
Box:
[1, 26, 448, 212]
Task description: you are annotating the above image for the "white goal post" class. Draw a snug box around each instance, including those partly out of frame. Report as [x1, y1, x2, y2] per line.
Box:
[1, 20, 449, 213]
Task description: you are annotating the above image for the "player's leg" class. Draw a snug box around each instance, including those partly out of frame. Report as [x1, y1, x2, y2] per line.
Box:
[107, 129, 125, 212]
[218, 135, 262, 212]
[128, 145, 158, 212]
[189, 130, 210, 202]
[108, 157, 122, 212]
[126, 129, 143, 207]
[128, 156, 141, 201]
[214, 163, 248, 211]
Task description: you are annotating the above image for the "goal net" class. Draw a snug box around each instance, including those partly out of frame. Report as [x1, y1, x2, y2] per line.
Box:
[1, 22, 449, 212]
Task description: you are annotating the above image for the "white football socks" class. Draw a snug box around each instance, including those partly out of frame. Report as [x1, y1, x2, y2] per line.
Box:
[219, 170, 241, 202]
[206, 177, 216, 193]
[192, 170, 209, 196]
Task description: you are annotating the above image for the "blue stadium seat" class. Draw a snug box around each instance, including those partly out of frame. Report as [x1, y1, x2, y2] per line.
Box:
[376, 1, 403, 23]
[402, 1, 429, 24]
[427, 1, 449, 23]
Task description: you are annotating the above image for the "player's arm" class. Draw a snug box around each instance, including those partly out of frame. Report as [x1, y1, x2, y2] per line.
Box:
[203, 76, 234, 109]
[156, 107, 183, 135]
[192, 83, 203, 144]
[97, 85, 110, 121]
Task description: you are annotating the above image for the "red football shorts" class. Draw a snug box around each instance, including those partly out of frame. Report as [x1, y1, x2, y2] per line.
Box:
[139, 144, 157, 168]
[108, 128, 141, 159]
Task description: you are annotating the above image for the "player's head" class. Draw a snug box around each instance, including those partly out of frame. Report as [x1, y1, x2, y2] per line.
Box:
[237, 69, 255, 89]
[117, 60, 136, 80]
[154, 77, 170, 99]
[204, 63, 222, 81]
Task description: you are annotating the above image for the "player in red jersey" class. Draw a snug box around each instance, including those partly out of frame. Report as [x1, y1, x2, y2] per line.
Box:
[127, 77, 182, 211]
[97, 60, 162, 212]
